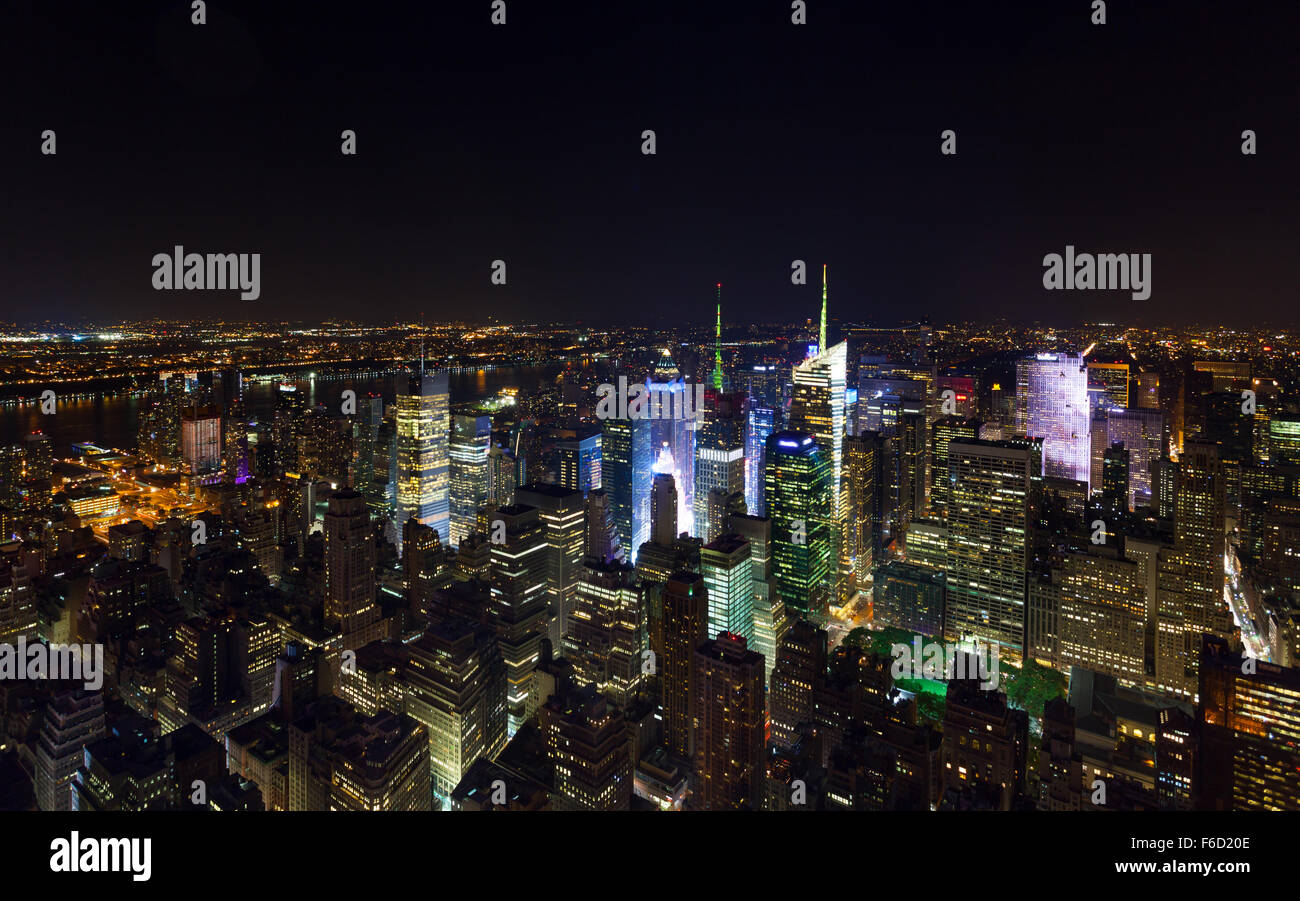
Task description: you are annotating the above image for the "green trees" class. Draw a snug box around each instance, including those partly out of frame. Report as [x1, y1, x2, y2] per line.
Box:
[1001, 658, 1067, 722]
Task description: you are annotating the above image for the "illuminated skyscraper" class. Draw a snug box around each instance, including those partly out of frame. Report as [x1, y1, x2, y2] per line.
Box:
[35, 688, 106, 811]
[1101, 442, 1130, 511]
[769, 619, 827, 751]
[692, 632, 765, 810]
[271, 380, 307, 473]
[1016, 352, 1091, 486]
[818, 264, 828, 350]
[450, 413, 492, 547]
[602, 414, 651, 560]
[1106, 408, 1166, 510]
[1198, 635, 1300, 810]
[712, 283, 726, 391]
[765, 431, 832, 625]
[1087, 360, 1130, 409]
[790, 340, 849, 603]
[515, 483, 585, 649]
[701, 533, 754, 644]
[139, 373, 189, 466]
[743, 363, 782, 516]
[1270, 415, 1300, 466]
[488, 504, 549, 734]
[563, 559, 647, 706]
[404, 620, 508, 803]
[650, 447, 683, 544]
[1056, 546, 1147, 686]
[540, 683, 632, 811]
[944, 439, 1033, 658]
[1166, 438, 1230, 697]
[402, 518, 448, 624]
[930, 416, 982, 519]
[661, 572, 708, 760]
[181, 405, 222, 475]
[745, 402, 776, 516]
[729, 513, 785, 687]
[488, 444, 518, 506]
[898, 410, 928, 528]
[584, 489, 626, 564]
[557, 429, 602, 494]
[694, 390, 746, 543]
[644, 354, 698, 520]
[221, 371, 251, 485]
[395, 370, 450, 547]
[844, 433, 884, 578]
[0, 555, 37, 645]
[287, 697, 430, 811]
[22, 431, 52, 481]
[346, 393, 383, 504]
[323, 489, 381, 642]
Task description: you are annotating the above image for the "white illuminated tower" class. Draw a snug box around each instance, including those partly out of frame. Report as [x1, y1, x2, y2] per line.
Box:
[449, 413, 492, 546]
[395, 368, 450, 547]
[1016, 351, 1090, 485]
[790, 339, 848, 605]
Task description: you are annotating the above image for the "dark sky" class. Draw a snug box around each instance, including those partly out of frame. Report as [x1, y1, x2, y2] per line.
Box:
[2, 0, 1297, 327]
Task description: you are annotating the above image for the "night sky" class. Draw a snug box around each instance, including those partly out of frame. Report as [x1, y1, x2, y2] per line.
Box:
[2, 0, 1297, 327]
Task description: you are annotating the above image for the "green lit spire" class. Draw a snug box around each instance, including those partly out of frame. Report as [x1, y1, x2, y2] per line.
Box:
[820, 264, 828, 352]
[712, 282, 724, 390]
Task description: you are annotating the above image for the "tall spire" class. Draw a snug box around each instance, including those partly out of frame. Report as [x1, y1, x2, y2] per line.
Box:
[420, 314, 426, 375]
[712, 282, 724, 391]
[820, 264, 828, 352]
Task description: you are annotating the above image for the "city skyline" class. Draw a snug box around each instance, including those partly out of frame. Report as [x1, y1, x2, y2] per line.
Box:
[1, 2, 1298, 886]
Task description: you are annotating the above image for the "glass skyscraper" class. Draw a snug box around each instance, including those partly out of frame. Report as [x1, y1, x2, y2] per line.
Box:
[765, 431, 832, 624]
[789, 341, 849, 604]
[745, 403, 775, 516]
[602, 414, 651, 563]
[395, 370, 450, 547]
[694, 391, 746, 543]
[449, 413, 492, 547]
[1016, 352, 1090, 485]
[557, 430, 602, 494]
[944, 439, 1032, 659]
[701, 533, 754, 643]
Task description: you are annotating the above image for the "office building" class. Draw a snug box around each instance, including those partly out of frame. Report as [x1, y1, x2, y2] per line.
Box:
[765, 432, 833, 624]
[450, 413, 492, 547]
[563, 559, 647, 706]
[694, 391, 747, 543]
[395, 370, 451, 546]
[539, 683, 631, 811]
[789, 340, 850, 604]
[944, 440, 1033, 658]
[661, 572, 708, 760]
[602, 416, 651, 558]
[1197, 636, 1300, 810]
[1017, 352, 1090, 486]
[701, 533, 754, 644]
[692, 632, 766, 810]
[515, 483, 585, 649]
[488, 504, 550, 733]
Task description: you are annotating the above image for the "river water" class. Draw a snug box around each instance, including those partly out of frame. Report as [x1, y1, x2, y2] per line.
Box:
[0, 364, 565, 451]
